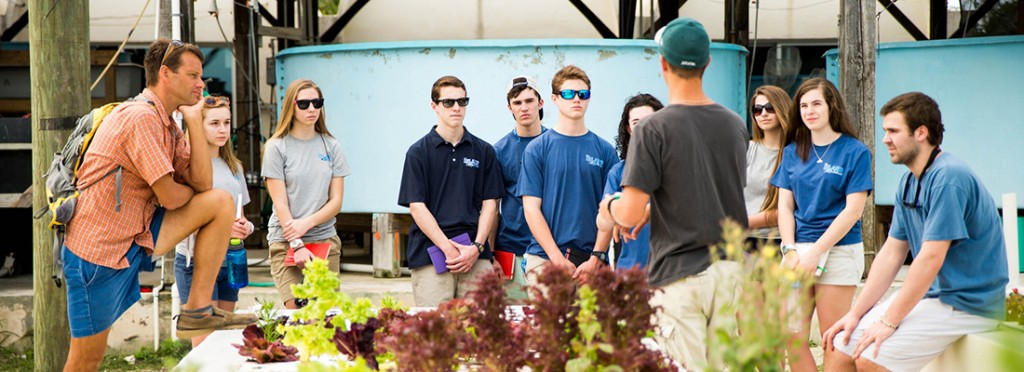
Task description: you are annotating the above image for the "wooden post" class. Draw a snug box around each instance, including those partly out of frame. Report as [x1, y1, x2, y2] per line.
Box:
[839, 0, 878, 275]
[372, 213, 410, 278]
[29, 0, 89, 369]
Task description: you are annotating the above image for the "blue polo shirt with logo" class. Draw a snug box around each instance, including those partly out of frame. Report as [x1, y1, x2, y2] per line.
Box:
[518, 130, 618, 259]
[492, 128, 547, 256]
[398, 126, 504, 269]
[771, 134, 872, 245]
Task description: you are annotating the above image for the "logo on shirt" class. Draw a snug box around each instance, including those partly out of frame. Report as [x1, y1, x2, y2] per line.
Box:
[585, 154, 604, 167]
[823, 162, 844, 176]
[318, 153, 332, 162]
[463, 157, 480, 168]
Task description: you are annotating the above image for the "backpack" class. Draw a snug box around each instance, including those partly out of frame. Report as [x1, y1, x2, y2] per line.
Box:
[34, 95, 154, 287]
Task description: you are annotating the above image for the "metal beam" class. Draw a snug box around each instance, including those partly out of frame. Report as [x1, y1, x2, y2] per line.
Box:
[949, 0, 1001, 38]
[930, 0, 946, 39]
[878, 0, 928, 41]
[320, 0, 371, 42]
[259, 3, 281, 27]
[0, 11, 27, 41]
[619, 0, 637, 39]
[656, 0, 681, 29]
[569, 0, 617, 39]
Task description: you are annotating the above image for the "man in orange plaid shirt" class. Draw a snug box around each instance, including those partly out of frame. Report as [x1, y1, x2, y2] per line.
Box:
[62, 39, 255, 371]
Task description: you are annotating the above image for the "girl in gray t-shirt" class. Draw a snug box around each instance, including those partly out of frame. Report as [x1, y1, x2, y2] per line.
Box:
[744, 85, 792, 240]
[262, 79, 351, 309]
[174, 95, 254, 347]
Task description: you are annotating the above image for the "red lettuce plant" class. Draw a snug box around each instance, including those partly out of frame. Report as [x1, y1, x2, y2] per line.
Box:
[524, 264, 581, 370]
[463, 267, 530, 371]
[233, 324, 300, 364]
[376, 304, 470, 371]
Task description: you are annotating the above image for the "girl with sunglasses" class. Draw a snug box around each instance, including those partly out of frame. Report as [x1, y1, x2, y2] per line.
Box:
[174, 95, 254, 347]
[771, 78, 872, 371]
[745, 85, 793, 244]
[604, 93, 663, 271]
[262, 79, 351, 309]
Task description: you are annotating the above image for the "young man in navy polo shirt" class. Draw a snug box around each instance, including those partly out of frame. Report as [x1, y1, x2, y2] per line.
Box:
[519, 65, 618, 290]
[491, 75, 547, 302]
[398, 75, 504, 307]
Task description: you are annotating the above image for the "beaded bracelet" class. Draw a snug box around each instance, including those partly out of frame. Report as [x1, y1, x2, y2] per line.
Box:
[879, 318, 899, 330]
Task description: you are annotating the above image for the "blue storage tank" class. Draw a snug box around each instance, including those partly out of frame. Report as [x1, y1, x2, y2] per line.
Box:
[275, 39, 748, 213]
[825, 35, 1024, 208]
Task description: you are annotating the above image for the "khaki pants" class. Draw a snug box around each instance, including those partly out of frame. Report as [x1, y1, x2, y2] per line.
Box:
[411, 259, 492, 307]
[268, 235, 342, 305]
[649, 261, 741, 370]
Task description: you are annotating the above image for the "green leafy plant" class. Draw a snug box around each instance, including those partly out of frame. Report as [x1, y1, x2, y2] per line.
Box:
[707, 219, 805, 371]
[282, 259, 347, 362]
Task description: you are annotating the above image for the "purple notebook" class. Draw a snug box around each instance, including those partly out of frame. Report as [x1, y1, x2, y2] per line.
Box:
[426, 233, 472, 274]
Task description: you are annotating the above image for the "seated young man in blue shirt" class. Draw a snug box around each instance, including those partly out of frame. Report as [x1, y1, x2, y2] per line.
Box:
[519, 65, 618, 290]
[398, 75, 504, 307]
[823, 92, 1008, 371]
[491, 75, 547, 302]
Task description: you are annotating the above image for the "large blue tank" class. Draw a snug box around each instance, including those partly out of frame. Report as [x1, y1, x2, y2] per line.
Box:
[276, 39, 748, 213]
[826, 35, 1024, 208]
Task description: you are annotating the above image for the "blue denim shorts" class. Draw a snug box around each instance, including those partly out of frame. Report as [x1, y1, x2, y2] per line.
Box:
[174, 253, 239, 304]
[64, 208, 164, 338]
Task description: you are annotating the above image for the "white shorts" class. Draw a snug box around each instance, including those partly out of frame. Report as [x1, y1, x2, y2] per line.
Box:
[795, 242, 863, 286]
[832, 295, 999, 372]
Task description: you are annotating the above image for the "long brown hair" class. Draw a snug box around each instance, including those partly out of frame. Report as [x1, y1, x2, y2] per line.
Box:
[748, 85, 792, 214]
[787, 78, 858, 162]
[616, 93, 664, 160]
[201, 96, 243, 176]
[271, 79, 333, 140]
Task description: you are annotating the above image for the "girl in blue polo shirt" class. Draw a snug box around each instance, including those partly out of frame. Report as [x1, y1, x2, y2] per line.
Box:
[771, 78, 872, 372]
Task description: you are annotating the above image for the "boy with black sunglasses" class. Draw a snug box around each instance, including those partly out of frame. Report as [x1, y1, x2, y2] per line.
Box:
[519, 65, 617, 290]
[398, 75, 504, 307]
[823, 92, 1008, 371]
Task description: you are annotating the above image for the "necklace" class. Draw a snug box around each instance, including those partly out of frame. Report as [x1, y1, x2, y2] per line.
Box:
[812, 141, 834, 164]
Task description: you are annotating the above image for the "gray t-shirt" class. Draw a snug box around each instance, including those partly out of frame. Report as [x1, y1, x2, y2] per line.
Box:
[262, 133, 351, 243]
[622, 104, 749, 287]
[744, 141, 780, 239]
[175, 157, 251, 258]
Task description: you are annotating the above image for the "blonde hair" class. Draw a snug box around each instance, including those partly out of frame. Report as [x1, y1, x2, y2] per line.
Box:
[201, 97, 243, 176]
[270, 79, 333, 140]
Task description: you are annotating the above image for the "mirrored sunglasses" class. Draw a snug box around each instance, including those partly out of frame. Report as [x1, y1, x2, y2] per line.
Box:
[203, 96, 230, 108]
[558, 89, 591, 100]
[295, 98, 325, 110]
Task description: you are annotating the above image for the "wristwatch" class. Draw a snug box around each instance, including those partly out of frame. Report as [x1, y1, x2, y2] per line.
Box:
[781, 244, 797, 256]
[472, 241, 485, 253]
[591, 250, 609, 264]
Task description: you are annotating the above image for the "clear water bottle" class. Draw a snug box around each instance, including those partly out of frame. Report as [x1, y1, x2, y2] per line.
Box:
[226, 238, 248, 289]
[787, 281, 802, 333]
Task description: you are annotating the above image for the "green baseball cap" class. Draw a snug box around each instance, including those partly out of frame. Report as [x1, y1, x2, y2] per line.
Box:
[655, 17, 710, 70]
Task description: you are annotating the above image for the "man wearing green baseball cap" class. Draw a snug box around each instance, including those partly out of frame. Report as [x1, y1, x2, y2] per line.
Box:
[597, 17, 749, 369]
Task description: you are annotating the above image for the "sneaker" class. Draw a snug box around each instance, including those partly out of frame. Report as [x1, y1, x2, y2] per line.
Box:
[175, 307, 258, 338]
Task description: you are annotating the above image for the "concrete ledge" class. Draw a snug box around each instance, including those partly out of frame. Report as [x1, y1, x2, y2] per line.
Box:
[0, 272, 412, 352]
[921, 326, 1024, 372]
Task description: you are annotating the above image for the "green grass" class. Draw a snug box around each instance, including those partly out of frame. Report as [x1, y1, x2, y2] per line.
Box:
[0, 340, 192, 371]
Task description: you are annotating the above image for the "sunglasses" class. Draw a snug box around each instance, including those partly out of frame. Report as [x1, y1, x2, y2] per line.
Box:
[435, 97, 470, 108]
[751, 103, 775, 115]
[901, 147, 941, 208]
[295, 98, 325, 110]
[558, 89, 591, 100]
[160, 40, 185, 66]
[203, 96, 230, 108]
